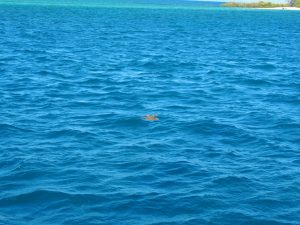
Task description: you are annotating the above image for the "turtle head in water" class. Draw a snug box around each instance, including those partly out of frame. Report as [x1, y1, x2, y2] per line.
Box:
[144, 115, 159, 121]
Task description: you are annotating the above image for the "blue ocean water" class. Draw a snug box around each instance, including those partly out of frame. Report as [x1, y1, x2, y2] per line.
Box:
[0, 1, 300, 224]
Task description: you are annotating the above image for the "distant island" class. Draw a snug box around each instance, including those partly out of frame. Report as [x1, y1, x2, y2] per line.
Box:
[222, 0, 300, 8]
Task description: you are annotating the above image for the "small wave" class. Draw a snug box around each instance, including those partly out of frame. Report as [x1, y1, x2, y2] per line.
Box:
[0, 123, 33, 133]
[212, 212, 292, 225]
[251, 63, 276, 71]
[0, 190, 108, 207]
[47, 129, 97, 139]
[108, 116, 147, 129]
[183, 119, 251, 139]
[211, 175, 255, 188]
[238, 78, 272, 86]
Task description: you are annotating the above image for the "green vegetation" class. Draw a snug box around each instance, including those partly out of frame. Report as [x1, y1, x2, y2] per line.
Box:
[222, 1, 289, 8]
[287, 0, 300, 6]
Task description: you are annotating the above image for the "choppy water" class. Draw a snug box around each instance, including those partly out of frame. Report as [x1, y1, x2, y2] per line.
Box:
[1, 1, 300, 225]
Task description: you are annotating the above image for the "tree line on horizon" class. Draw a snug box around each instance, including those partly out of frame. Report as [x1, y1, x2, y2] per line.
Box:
[287, 0, 299, 6]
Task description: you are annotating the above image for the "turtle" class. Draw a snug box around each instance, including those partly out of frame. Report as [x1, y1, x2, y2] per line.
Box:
[144, 115, 159, 121]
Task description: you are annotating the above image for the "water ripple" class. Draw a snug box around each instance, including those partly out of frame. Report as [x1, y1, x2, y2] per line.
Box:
[0, 3, 299, 225]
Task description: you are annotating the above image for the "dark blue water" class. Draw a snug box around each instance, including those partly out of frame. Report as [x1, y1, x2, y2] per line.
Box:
[1, 2, 300, 225]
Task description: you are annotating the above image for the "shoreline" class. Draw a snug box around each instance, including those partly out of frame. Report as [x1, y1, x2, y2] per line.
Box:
[255, 7, 300, 10]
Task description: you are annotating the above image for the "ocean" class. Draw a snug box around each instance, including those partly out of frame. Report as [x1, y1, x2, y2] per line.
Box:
[0, 1, 300, 224]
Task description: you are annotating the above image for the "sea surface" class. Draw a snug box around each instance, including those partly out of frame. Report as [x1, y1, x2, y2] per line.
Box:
[0, 1, 300, 224]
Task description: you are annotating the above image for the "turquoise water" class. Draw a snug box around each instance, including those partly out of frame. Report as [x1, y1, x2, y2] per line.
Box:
[1, 1, 300, 224]
[0, 0, 223, 8]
